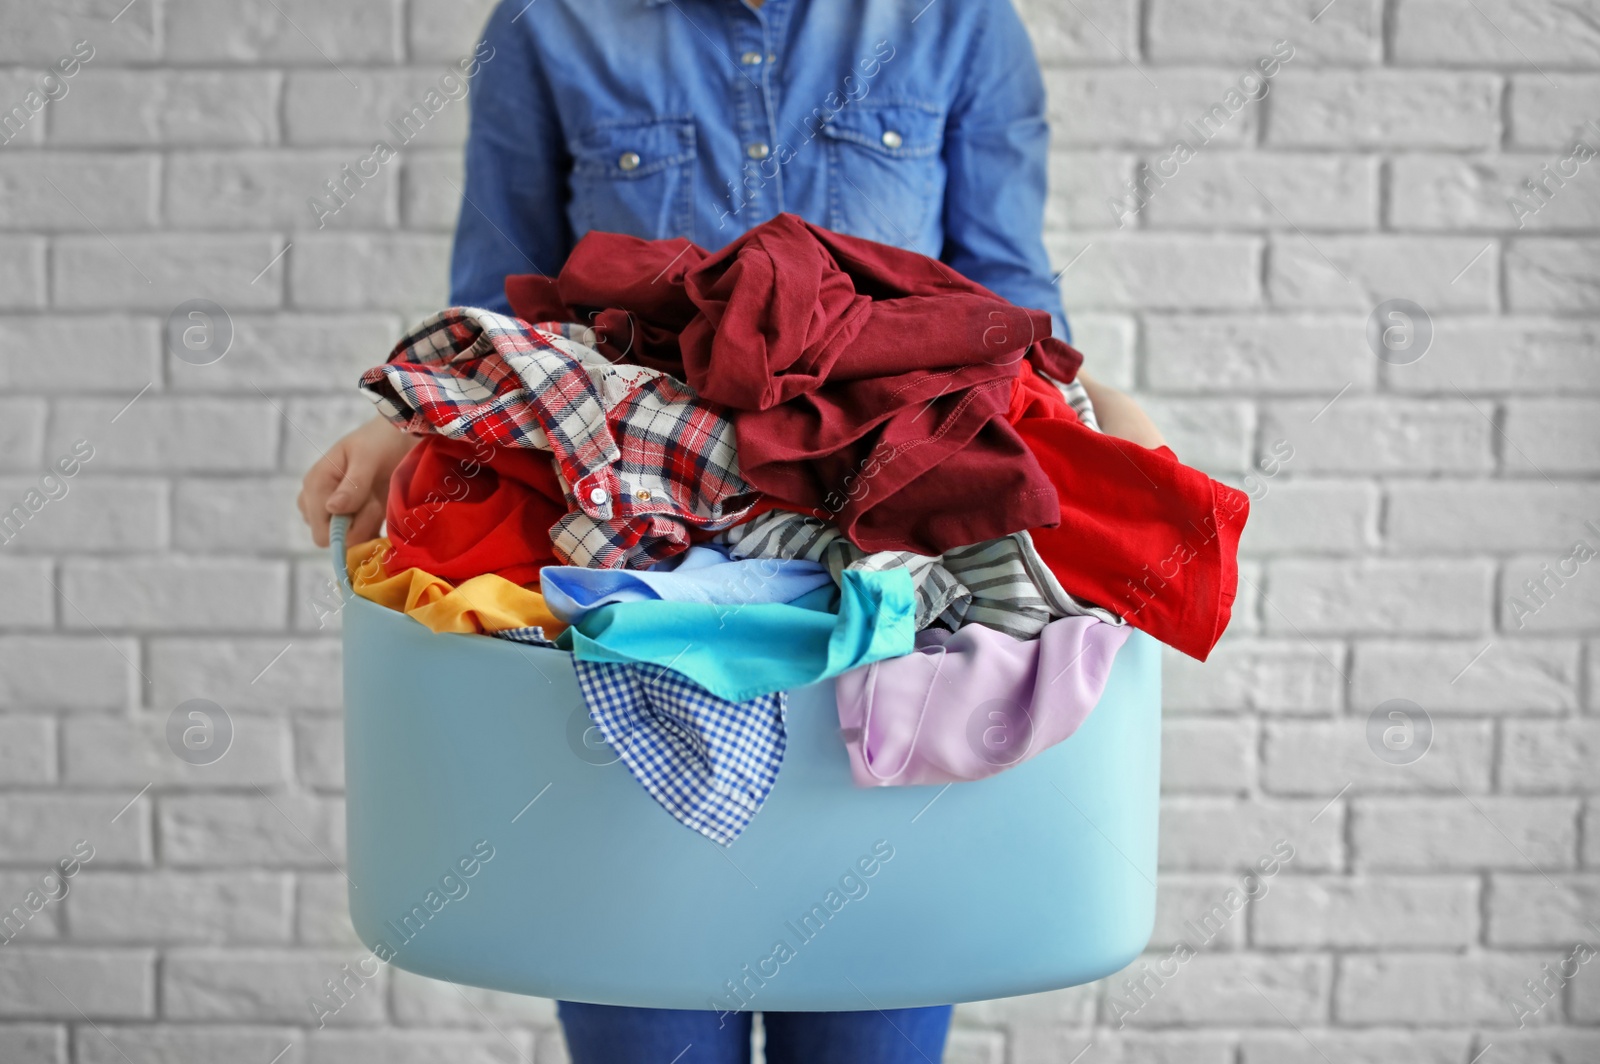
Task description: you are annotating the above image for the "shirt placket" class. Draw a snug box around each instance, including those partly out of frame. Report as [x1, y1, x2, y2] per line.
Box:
[728, 0, 784, 222]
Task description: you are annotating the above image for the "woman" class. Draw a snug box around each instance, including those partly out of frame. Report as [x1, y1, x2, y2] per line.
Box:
[301, 0, 1160, 1059]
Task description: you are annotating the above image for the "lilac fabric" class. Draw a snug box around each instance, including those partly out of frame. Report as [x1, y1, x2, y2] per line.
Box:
[835, 616, 1131, 788]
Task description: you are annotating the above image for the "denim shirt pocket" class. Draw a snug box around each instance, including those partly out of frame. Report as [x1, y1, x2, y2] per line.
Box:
[569, 116, 697, 241]
[821, 101, 945, 249]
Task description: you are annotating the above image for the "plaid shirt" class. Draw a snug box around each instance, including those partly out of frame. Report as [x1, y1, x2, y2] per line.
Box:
[361, 309, 759, 569]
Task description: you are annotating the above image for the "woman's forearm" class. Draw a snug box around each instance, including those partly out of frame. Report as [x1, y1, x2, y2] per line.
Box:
[1079, 372, 1166, 450]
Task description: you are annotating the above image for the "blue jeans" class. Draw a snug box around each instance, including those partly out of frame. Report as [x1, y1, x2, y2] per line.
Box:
[556, 1001, 953, 1063]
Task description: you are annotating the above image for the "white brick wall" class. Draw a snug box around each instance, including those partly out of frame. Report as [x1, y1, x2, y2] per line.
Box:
[0, 0, 1595, 1061]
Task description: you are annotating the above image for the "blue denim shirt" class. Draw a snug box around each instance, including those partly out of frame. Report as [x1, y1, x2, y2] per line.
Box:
[449, 0, 1070, 340]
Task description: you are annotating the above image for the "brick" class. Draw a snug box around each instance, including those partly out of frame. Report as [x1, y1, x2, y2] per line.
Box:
[1144, 314, 1376, 394]
[162, 949, 385, 1023]
[1505, 722, 1600, 792]
[0, 949, 153, 1019]
[149, 638, 342, 713]
[77, 1027, 302, 1064]
[390, 967, 558, 1026]
[1479, 1032, 1600, 1064]
[48, 70, 280, 146]
[1138, 398, 1253, 474]
[1392, 154, 1600, 232]
[1044, 234, 1261, 310]
[1161, 719, 1253, 793]
[1509, 76, 1600, 148]
[1336, 952, 1560, 1025]
[52, 234, 285, 311]
[1259, 399, 1495, 474]
[1066, 314, 1135, 388]
[1148, 0, 1381, 63]
[0, 477, 167, 553]
[308, 1030, 533, 1064]
[0, 1025, 63, 1064]
[1143, 152, 1378, 231]
[1013, 1030, 1235, 1064]
[0, 154, 157, 230]
[1046, 150, 1137, 232]
[1106, 953, 1329, 1027]
[166, 151, 398, 230]
[65, 872, 291, 943]
[160, 793, 345, 869]
[1267, 235, 1499, 311]
[1268, 71, 1500, 149]
[955, 985, 1097, 1027]
[1488, 874, 1600, 945]
[408, 0, 500, 62]
[1149, 875, 1250, 950]
[0, 315, 160, 392]
[164, 0, 401, 63]
[401, 150, 464, 230]
[60, 558, 288, 632]
[0, 797, 147, 865]
[0, 397, 46, 470]
[174, 478, 309, 554]
[0, 717, 55, 784]
[1163, 639, 1346, 713]
[289, 234, 452, 311]
[1239, 481, 1377, 555]
[0, 556, 52, 627]
[47, 398, 279, 473]
[294, 715, 344, 791]
[296, 874, 360, 945]
[1352, 797, 1579, 871]
[170, 313, 400, 393]
[1042, 69, 1262, 148]
[1239, 1030, 1470, 1064]
[1504, 400, 1600, 473]
[1265, 559, 1494, 636]
[1395, 0, 1600, 64]
[1396, 317, 1600, 393]
[1251, 876, 1479, 948]
[1508, 239, 1600, 311]
[0, 71, 48, 147]
[1352, 639, 1579, 713]
[285, 70, 472, 148]
[1387, 483, 1600, 553]
[0, 3, 157, 63]
[63, 714, 292, 787]
[1502, 552, 1600, 632]
[0, 637, 133, 711]
[1160, 800, 1341, 872]
[1011, 0, 1138, 62]
[945, 1028, 1005, 1064]
[0, 871, 65, 940]
[1260, 718, 1494, 794]
[0, 237, 46, 309]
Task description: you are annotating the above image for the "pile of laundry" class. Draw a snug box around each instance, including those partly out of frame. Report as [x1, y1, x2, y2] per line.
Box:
[347, 213, 1249, 845]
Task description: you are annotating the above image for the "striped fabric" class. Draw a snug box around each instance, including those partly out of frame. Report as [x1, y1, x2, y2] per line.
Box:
[1042, 370, 1100, 432]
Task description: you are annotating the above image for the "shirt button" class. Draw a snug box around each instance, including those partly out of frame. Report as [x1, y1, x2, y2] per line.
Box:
[618, 152, 641, 172]
[747, 143, 771, 160]
[588, 487, 609, 505]
[740, 51, 763, 65]
[881, 130, 903, 149]
[636, 489, 653, 501]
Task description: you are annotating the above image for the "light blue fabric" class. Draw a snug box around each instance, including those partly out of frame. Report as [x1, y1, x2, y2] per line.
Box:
[559, 569, 917, 703]
[539, 546, 832, 623]
[450, 0, 1070, 341]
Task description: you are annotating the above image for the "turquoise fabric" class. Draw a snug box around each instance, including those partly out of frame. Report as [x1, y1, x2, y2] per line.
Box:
[559, 569, 916, 703]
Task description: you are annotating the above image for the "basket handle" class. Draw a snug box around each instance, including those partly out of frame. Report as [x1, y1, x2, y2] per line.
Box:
[329, 513, 354, 597]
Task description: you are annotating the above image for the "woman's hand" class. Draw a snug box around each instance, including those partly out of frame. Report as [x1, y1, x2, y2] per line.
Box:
[298, 415, 419, 548]
[1079, 372, 1167, 450]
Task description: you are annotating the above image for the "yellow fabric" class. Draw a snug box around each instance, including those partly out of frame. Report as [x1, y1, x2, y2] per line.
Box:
[346, 537, 567, 637]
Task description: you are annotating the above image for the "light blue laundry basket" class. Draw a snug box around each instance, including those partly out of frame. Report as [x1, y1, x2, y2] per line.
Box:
[333, 516, 1161, 1010]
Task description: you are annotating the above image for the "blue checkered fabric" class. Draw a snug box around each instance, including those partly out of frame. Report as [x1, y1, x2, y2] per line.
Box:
[571, 659, 787, 846]
[493, 626, 558, 647]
